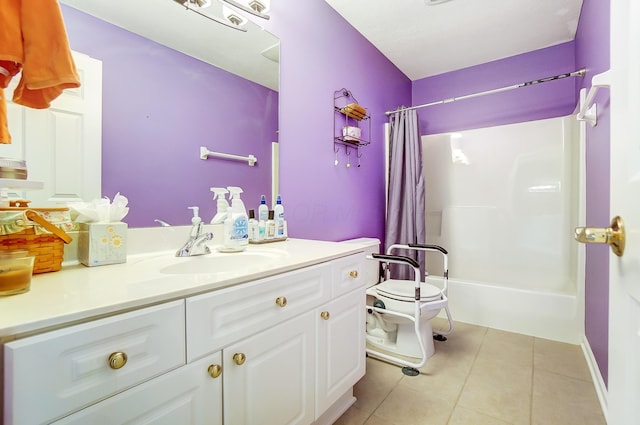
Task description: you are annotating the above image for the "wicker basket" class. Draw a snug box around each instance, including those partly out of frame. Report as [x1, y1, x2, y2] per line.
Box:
[0, 208, 73, 274]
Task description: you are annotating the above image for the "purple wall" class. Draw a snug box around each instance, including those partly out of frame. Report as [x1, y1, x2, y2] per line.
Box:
[575, 0, 611, 386]
[260, 0, 411, 244]
[61, 6, 278, 228]
[412, 41, 578, 135]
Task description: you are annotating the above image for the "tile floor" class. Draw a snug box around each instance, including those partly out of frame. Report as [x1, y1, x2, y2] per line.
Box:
[335, 319, 607, 425]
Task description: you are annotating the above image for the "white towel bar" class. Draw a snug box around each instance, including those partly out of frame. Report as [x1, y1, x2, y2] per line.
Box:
[200, 146, 257, 166]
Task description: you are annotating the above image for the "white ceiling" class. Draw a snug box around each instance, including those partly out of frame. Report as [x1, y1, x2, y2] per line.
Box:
[60, 0, 280, 90]
[325, 0, 584, 80]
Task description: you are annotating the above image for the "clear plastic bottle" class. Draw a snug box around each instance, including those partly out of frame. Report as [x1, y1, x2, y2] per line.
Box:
[258, 194, 269, 222]
[274, 194, 285, 238]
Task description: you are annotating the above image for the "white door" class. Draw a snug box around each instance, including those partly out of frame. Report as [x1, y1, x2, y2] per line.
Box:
[607, 0, 640, 423]
[4, 51, 102, 205]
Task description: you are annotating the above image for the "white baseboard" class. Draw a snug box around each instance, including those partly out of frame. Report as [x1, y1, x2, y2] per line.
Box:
[581, 335, 608, 422]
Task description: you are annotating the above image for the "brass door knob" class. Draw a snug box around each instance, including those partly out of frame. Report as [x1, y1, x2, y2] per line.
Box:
[349, 270, 359, 278]
[108, 352, 128, 370]
[233, 353, 246, 365]
[575, 215, 625, 257]
[320, 311, 330, 320]
[208, 364, 222, 378]
[275, 296, 287, 307]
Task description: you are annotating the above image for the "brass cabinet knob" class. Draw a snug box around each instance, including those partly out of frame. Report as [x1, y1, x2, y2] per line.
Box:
[208, 364, 222, 378]
[575, 215, 625, 257]
[233, 353, 246, 365]
[349, 270, 359, 279]
[320, 311, 330, 320]
[275, 296, 287, 307]
[108, 352, 128, 370]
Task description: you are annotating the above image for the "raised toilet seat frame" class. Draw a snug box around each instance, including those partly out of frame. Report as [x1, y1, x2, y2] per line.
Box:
[366, 243, 454, 373]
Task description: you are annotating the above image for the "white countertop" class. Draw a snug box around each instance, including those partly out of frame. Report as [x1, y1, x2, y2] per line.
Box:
[0, 236, 378, 339]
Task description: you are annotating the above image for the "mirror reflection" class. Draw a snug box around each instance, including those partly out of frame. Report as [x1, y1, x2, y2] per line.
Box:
[59, 1, 279, 228]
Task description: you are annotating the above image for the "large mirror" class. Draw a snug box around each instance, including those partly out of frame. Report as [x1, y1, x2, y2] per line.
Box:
[57, 0, 279, 228]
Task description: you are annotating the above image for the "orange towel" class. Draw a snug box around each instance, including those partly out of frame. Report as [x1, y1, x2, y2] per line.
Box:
[0, 0, 80, 144]
[0, 88, 10, 144]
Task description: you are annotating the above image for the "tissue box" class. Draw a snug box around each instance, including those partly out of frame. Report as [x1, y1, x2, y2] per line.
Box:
[342, 126, 361, 142]
[78, 222, 127, 267]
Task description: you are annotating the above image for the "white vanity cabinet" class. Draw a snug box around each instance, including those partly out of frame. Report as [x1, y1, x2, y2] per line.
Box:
[186, 253, 371, 425]
[2, 246, 376, 425]
[4, 300, 186, 425]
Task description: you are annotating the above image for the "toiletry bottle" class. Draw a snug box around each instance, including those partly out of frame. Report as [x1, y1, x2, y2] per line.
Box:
[258, 194, 269, 222]
[274, 194, 285, 238]
[210, 187, 229, 224]
[224, 187, 249, 250]
[248, 209, 258, 242]
[266, 210, 275, 239]
[258, 217, 266, 241]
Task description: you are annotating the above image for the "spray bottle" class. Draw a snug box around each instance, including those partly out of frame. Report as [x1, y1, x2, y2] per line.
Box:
[223, 186, 249, 251]
[210, 187, 229, 224]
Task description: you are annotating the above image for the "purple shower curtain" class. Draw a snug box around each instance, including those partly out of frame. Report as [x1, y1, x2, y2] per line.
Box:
[386, 109, 426, 280]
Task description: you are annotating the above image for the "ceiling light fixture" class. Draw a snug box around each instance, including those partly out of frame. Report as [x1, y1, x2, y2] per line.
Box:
[425, 0, 453, 5]
[221, 0, 270, 20]
[173, 0, 247, 32]
[222, 5, 247, 26]
[176, 0, 212, 9]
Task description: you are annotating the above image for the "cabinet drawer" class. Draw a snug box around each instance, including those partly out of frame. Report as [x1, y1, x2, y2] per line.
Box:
[4, 300, 186, 425]
[186, 262, 331, 362]
[52, 352, 222, 425]
[331, 252, 377, 297]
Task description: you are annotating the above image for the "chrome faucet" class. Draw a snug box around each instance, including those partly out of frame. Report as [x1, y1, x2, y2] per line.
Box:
[176, 206, 214, 257]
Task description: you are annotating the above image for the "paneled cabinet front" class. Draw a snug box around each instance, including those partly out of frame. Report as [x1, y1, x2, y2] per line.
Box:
[223, 311, 316, 425]
[4, 300, 186, 425]
[186, 262, 332, 362]
[51, 352, 223, 425]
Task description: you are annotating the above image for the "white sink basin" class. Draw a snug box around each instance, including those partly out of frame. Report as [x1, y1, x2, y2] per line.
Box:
[135, 248, 289, 276]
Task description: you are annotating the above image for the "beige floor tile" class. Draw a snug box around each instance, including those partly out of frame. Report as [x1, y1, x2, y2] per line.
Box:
[338, 321, 605, 425]
[374, 384, 455, 425]
[447, 406, 514, 425]
[457, 357, 532, 425]
[364, 414, 400, 425]
[534, 337, 591, 381]
[333, 406, 371, 425]
[398, 353, 468, 404]
[532, 369, 606, 425]
[353, 357, 403, 414]
[475, 328, 534, 368]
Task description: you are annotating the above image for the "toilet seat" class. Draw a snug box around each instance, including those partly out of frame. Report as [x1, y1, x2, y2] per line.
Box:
[375, 279, 442, 302]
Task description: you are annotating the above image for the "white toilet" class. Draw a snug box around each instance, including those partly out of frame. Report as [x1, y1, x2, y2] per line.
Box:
[366, 279, 445, 359]
[365, 244, 454, 372]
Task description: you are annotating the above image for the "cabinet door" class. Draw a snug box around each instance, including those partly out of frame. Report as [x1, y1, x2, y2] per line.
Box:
[316, 288, 366, 416]
[224, 311, 316, 425]
[52, 352, 223, 425]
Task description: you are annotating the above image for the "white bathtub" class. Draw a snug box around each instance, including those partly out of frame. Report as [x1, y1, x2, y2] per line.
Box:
[430, 276, 582, 344]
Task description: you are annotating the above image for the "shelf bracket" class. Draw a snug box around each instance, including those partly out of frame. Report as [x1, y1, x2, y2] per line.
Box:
[577, 70, 611, 127]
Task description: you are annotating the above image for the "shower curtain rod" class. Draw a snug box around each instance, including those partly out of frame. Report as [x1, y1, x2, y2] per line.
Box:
[385, 68, 586, 116]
